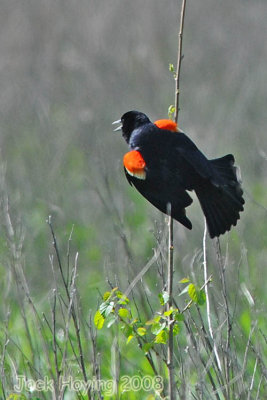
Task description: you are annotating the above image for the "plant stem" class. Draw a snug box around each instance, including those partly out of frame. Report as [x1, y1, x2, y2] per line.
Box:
[167, 216, 175, 399]
[174, 0, 187, 124]
[167, 1, 187, 399]
[203, 220, 222, 373]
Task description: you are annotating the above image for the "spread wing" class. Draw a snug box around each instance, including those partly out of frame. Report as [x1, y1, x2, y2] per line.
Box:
[150, 130, 221, 187]
[171, 132, 215, 181]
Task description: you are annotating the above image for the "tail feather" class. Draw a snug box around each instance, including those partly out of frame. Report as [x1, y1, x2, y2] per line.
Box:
[196, 154, 245, 238]
[172, 209, 192, 230]
[203, 195, 234, 237]
[202, 201, 221, 237]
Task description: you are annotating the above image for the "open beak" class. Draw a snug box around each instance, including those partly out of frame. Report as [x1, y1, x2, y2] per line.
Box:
[112, 119, 122, 132]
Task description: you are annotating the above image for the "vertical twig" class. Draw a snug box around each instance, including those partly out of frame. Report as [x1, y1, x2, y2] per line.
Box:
[248, 357, 258, 400]
[87, 312, 103, 400]
[167, 1, 187, 399]
[203, 220, 222, 372]
[51, 289, 61, 398]
[174, 0, 187, 125]
[216, 238, 231, 398]
[255, 375, 263, 400]
[167, 215, 175, 399]
[60, 252, 79, 400]
[47, 219, 90, 399]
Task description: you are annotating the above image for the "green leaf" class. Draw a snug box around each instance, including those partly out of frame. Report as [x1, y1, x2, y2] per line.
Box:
[168, 105, 176, 118]
[118, 308, 129, 319]
[179, 277, 190, 283]
[121, 324, 133, 337]
[151, 322, 165, 335]
[94, 310, 105, 329]
[118, 298, 129, 305]
[137, 327, 146, 336]
[164, 309, 173, 317]
[118, 298, 130, 305]
[116, 291, 130, 304]
[104, 302, 114, 317]
[126, 334, 134, 344]
[146, 316, 161, 325]
[103, 291, 111, 301]
[155, 330, 168, 344]
[107, 315, 117, 328]
[188, 284, 206, 305]
[163, 307, 178, 317]
[174, 313, 184, 322]
[179, 284, 190, 296]
[158, 291, 169, 305]
[197, 289, 206, 306]
[169, 63, 174, 72]
[99, 301, 108, 314]
[158, 293, 164, 306]
[188, 284, 198, 302]
[173, 324, 180, 336]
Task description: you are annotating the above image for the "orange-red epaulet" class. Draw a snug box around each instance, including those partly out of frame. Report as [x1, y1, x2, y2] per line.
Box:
[154, 119, 178, 132]
[123, 150, 146, 180]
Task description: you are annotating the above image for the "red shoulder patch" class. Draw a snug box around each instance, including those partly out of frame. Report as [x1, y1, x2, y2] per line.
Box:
[123, 150, 146, 180]
[154, 119, 178, 132]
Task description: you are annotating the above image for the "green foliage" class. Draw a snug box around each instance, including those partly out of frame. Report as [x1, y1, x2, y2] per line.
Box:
[94, 310, 105, 329]
[188, 283, 206, 305]
[168, 105, 176, 119]
[94, 282, 204, 364]
[169, 63, 175, 73]
[179, 278, 207, 307]
[168, 63, 177, 80]
[158, 291, 169, 305]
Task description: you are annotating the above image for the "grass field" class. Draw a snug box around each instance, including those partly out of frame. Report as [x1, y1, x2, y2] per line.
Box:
[0, 0, 267, 399]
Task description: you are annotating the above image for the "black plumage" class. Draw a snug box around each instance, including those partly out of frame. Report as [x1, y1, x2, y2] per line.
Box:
[118, 111, 244, 238]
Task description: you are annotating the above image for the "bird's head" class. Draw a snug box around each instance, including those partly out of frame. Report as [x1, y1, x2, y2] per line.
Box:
[113, 111, 151, 143]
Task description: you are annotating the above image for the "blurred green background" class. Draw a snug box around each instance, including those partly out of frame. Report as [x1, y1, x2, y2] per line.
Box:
[0, 0, 266, 395]
[1, 0, 266, 290]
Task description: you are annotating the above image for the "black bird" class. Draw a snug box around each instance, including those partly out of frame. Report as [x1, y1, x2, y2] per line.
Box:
[113, 111, 244, 238]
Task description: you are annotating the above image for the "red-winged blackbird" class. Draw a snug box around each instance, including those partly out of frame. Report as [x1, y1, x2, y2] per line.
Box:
[113, 111, 245, 238]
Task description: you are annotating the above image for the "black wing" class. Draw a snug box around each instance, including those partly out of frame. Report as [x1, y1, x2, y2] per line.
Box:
[124, 166, 193, 229]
